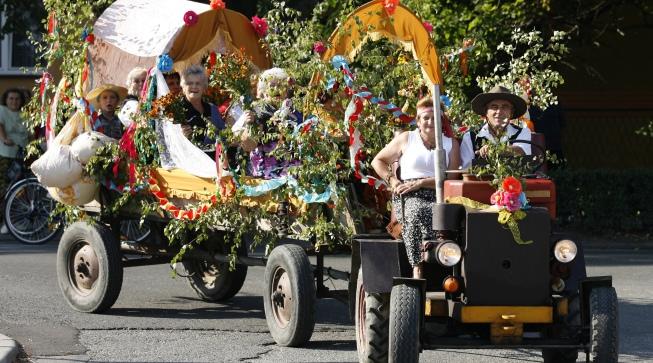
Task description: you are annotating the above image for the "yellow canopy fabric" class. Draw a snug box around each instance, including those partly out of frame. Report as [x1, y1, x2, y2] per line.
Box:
[151, 168, 305, 214]
[320, 1, 442, 87]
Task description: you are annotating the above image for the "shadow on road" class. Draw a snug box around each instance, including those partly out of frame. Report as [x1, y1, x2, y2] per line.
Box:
[304, 339, 356, 353]
[619, 298, 653, 361]
[106, 295, 266, 320]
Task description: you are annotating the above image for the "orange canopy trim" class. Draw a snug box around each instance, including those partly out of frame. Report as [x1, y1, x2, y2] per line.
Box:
[321, 0, 442, 87]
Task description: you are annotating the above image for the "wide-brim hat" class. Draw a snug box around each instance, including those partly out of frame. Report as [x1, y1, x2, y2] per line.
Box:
[471, 85, 527, 119]
[86, 84, 128, 109]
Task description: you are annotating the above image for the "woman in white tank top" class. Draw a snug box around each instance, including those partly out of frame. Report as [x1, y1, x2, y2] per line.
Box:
[372, 96, 460, 279]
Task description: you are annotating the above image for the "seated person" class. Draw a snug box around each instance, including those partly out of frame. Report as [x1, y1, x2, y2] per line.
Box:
[87, 84, 128, 139]
[372, 96, 461, 278]
[164, 72, 182, 94]
[235, 68, 302, 179]
[179, 65, 225, 146]
[460, 85, 531, 169]
[118, 67, 147, 127]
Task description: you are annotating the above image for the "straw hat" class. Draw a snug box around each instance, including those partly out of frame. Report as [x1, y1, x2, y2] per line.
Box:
[86, 84, 128, 109]
[471, 85, 527, 119]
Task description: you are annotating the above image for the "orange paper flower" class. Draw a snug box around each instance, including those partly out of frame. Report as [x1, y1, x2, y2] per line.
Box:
[384, 0, 399, 16]
[210, 0, 225, 10]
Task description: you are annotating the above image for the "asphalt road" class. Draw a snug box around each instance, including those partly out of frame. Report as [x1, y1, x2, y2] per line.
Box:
[1, 236, 652, 362]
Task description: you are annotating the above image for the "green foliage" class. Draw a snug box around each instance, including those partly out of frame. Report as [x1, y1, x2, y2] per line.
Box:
[551, 168, 653, 234]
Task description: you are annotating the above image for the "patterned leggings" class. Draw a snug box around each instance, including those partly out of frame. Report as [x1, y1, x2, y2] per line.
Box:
[393, 188, 436, 267]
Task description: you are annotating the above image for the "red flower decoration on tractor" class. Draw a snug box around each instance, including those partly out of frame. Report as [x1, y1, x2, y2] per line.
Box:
[183, 11, 199, 27]
[210, 0, 225, 10]
[502, 176, 522, 194]
[251, 16, 268, 38]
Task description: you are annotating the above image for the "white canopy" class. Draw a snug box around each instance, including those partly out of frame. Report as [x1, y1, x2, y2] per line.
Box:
[89, 0, 271, 91]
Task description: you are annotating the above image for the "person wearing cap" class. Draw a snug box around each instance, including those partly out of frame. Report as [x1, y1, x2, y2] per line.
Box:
[87, 84, 128, 140]
[460, 85, 532, 169]
[371, 96, 461, 279]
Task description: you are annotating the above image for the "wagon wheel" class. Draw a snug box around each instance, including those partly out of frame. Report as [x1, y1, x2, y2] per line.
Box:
[56, 221, 123, 313]
[263, 244, 315, 347]
[355, 268, 390, 363]
[182, 239, 248, 302]
[388, 283, 420, 363]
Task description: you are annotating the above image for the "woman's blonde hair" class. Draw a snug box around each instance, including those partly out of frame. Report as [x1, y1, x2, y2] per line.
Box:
[125, 67, 148, 95]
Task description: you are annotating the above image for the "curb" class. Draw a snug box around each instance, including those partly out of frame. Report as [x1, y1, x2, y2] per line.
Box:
[0, 334, 18, 363]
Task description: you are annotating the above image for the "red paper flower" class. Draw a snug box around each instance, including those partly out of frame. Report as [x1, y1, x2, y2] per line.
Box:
[313, 41, 326, 54]
[85, 33, 95, 44]
[458, 126, 469, 134]
[423, 21, 433, 33]
[502, 176, 522, 194]
[183, 11, 199, 27]
[384, 0, 399, 16]
[251, 16, 268, 38]
[210, 0, 225, 10]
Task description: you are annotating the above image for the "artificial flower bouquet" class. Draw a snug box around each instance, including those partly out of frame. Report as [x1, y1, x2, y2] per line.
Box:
[489, 176, 532, 245]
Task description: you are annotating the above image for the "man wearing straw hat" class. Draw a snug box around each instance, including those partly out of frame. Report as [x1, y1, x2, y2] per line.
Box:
[86, 84, 128, 139]
[460, 85, 532, 169]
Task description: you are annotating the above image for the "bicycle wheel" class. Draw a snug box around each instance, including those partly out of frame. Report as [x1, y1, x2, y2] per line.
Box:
[119, 219, 151, 243]
[4, 178, 61, 245]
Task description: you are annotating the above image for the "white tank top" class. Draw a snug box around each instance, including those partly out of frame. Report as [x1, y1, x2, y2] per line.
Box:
[399, 130, 452, 180]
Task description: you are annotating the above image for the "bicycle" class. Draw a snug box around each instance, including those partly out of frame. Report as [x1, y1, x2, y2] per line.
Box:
[3, 149, 150, 245]
[2, 148, 61, 244]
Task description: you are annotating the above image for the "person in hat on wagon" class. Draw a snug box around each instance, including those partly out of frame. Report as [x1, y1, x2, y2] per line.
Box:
[371, 96, 461, 279]
[460, 85, 531, 169]
[87, 84, 128, 140]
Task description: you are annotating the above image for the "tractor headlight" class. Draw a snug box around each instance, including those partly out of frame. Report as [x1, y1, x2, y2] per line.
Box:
[554, 239, 577, 263]
[436, 242, 462, 267]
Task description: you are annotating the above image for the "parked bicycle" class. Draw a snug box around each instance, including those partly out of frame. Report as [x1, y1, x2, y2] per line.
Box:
[2, 149, 150, 245]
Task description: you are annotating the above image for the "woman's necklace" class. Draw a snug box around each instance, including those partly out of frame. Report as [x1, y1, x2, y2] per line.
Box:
[419, 132, 436, 150]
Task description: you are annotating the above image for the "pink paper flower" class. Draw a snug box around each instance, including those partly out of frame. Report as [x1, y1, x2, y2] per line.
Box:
[423, 21, 433, 33]
[501, 191, 522, 212]
[490, 191, 502, 206]
[384, 0, 399, 16]
[251, 16, 268, 38]
[210, 0, 225, 10]
[183, 11, 199, 27]
[313, 41, 326, 54]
